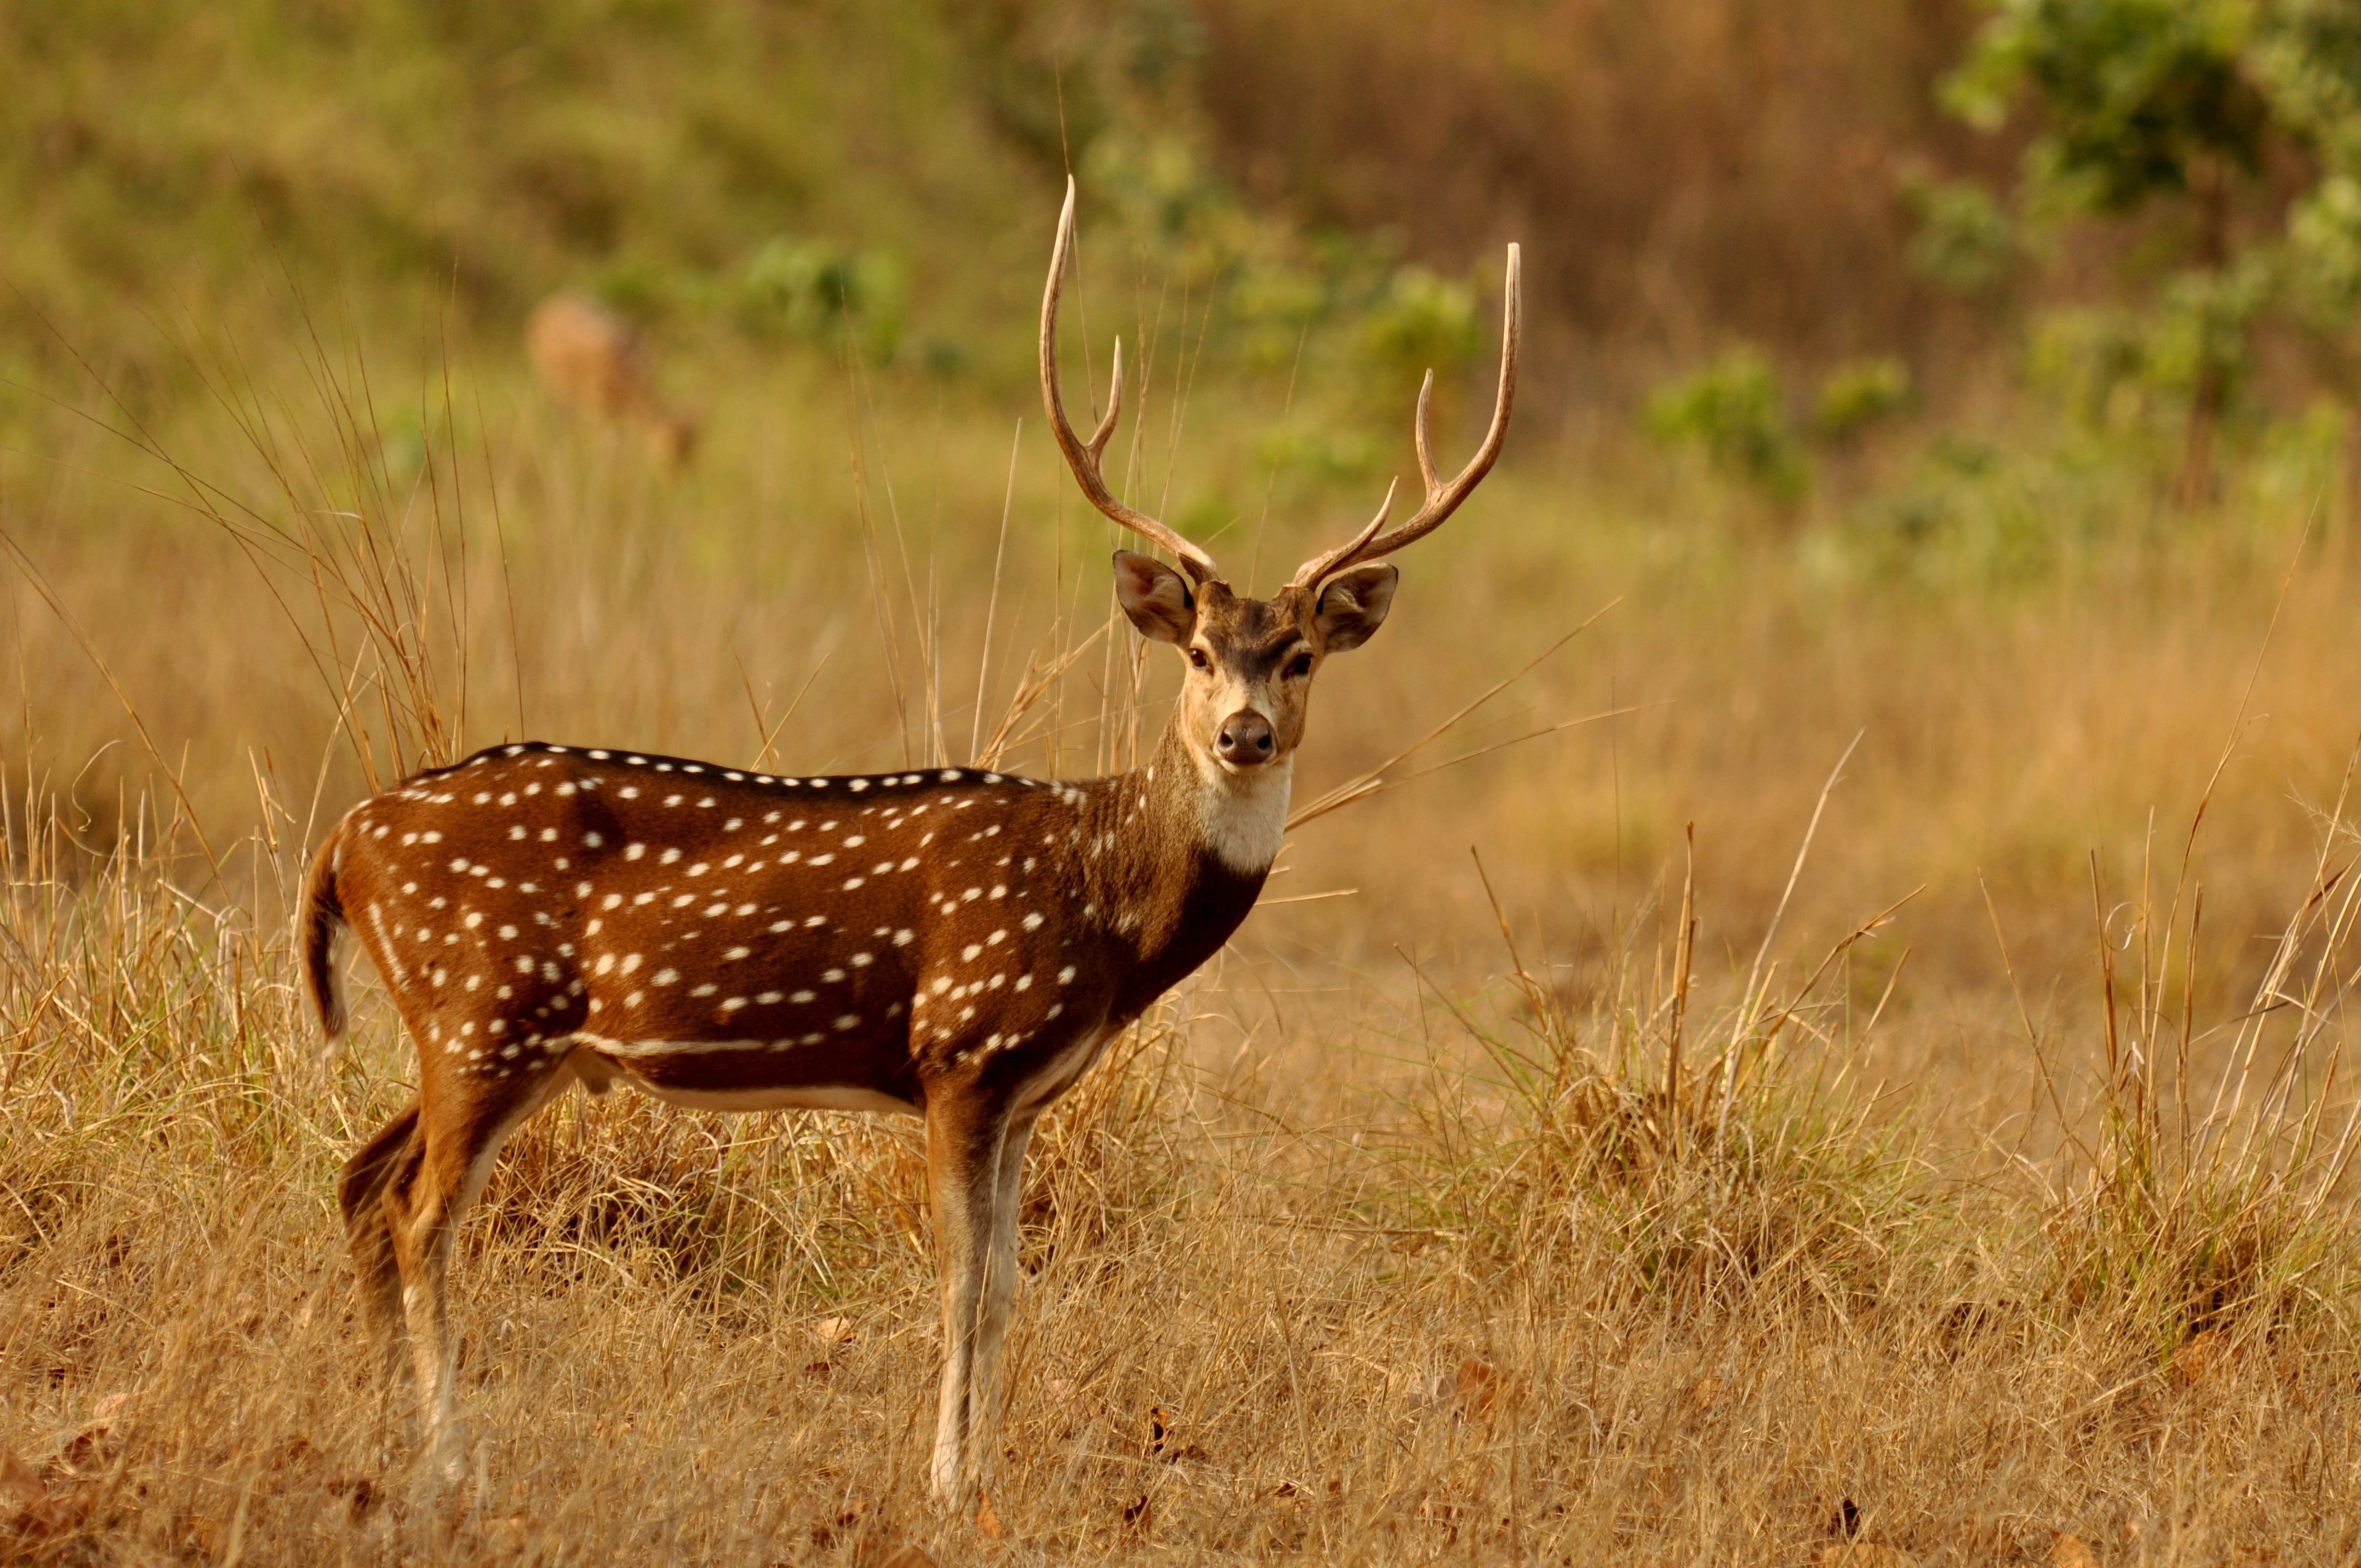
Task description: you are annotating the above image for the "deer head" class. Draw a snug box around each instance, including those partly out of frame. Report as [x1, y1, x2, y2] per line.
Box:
[1041, 178, 1521, 790]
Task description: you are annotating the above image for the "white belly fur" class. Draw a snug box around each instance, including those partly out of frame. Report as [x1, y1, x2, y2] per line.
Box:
[613, 1077, 921, 1117]
[1015, 1024, 1116, 1113]
[564, 1037, 921, 1116]
[565, 1024, 1108, 1119]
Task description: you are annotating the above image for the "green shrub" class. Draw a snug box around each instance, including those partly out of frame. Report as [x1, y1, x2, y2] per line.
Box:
[1355, 265, 1480, 403]
[1645, 347, 1809, 504]
[1812, 357, 1915, 441]
[736, 236, 906, 363]
[1903, 176, 2018, 295]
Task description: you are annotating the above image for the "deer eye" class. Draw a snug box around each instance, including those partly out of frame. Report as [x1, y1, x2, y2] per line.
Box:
[1187, 647, 1211, 671]
[1286, 651, 1315, 679]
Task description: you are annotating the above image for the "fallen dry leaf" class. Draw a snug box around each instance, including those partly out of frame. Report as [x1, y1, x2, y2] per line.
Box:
[814, 1316, 856, 1345]
[326, 1472, 380, 1520]
[1454, 1358, 1502, 1418]
[974, 1490, 1006, 1539]
[481, 1512, 541, 1558]
[1690, 1372, 1723, 1412]
[807, 1497, 868, 1550]
[868, 1546, 935, 1568]
[1817, 1546, 1916, 1567]
[0, 1449, 45, 1512]
[0, 1448, 86, 1538]
[64, 1389, 131, 1463]
[2050, 1531, 2097, 1568]
[2172, 1327, 2241, 1389]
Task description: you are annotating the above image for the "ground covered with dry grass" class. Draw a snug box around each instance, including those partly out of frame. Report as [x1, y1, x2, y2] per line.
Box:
[4, 331, 2360, 1563]
[2, 815, 2356, 1564]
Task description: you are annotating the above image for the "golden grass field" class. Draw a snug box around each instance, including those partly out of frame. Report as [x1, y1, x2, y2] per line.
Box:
[4, 309, 2360, 1564]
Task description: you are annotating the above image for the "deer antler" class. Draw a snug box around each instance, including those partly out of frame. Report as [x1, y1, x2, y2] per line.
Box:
[1288, 243, 1521, 590]
[1042, 177, 1220, 585]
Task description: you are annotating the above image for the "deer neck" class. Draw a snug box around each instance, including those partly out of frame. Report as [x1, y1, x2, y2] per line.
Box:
[1150, 716, 1291, 878]
[1064, 717, 1286, 1012]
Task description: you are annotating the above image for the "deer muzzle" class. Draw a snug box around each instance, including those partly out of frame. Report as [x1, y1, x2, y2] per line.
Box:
[1215, 710, 1277, 768]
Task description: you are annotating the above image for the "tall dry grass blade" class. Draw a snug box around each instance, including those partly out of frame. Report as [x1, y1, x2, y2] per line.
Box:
[0, 532, 224, 883]
[1716, 729, 1862, 1138]
[845, 401, 913, 769]
[1727, 886, 1919, 1112]
[969, 419, 1024, 763]
[1668, 823, 1696, 1158]
[1286, 607, 1616, 830]
[975, 622, 1110, 773]
[1981, 872, 2086, 1168]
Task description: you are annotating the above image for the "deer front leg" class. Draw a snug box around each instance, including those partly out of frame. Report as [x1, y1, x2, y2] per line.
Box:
[926, 1099, 1016, 1506]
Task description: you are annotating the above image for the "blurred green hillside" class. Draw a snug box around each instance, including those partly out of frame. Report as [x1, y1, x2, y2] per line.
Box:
[10, 0, 2361, 558]
[0, 1, 1997, 410]
[0, 1, 1054, 387]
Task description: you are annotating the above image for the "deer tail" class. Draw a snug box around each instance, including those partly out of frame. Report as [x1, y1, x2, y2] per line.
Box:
[299, 821, 349, 1043]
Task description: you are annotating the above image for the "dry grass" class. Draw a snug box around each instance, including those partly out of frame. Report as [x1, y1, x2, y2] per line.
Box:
[4, 308, 2361, 1563]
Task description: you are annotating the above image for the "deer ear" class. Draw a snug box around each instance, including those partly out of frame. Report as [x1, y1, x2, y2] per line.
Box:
[1313, 564, 1399, 652]
[1113, 550, 1196, 646]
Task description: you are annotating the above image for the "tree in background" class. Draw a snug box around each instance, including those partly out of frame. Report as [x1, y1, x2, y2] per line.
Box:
[1946, 0, 2361, 509]
[2255, 1, 2361, 518]
[1945, 0, 2268, 505]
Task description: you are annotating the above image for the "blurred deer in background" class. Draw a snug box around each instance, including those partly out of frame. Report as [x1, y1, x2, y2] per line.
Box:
[308, 180, 1517, 1506]
[525, 293, 697, 466]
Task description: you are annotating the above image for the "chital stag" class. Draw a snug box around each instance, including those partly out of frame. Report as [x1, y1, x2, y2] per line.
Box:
[303, 179, 1518, 1502]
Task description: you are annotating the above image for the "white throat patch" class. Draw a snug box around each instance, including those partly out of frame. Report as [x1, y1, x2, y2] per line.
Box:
[1192, 751, 1291, 873]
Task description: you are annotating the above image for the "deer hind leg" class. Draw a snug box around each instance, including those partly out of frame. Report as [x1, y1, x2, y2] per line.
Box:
[338, 1098, 423, 1383]
[926, 1100, 1027, 1506]
[374, 1068, 571, 1481]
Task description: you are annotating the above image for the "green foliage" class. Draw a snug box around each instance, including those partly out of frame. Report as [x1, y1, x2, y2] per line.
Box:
[1836, 430, 2092, 586]
[1645, 348, 1809, 504]
[1812, 357, 1915, 441]
[2024, 305, 2158, 433]
[2015, 259, 2268, 441]
[1904, 176, 2019, 295]
[2261, 8, 2361, 326]
[1354, 265, 1481, 404]
[1944, 0, 2267, 215]
[1939, 0, 2361, 501]
[1254, 419, 1378, 487]
[0, 0, 1035, 384]
[1938, 0, 2361, 494]
[736, 236, 906, 363]
[2143, 257, 2270, 395]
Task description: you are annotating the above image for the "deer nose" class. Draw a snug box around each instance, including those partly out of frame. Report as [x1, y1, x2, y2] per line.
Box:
[1215, 710, 1276, 767]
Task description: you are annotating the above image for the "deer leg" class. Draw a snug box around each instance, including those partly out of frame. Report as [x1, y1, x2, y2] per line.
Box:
[378, 1067, 571, 1482]
[926, 1098, 1012, 1506]
[338, 1097, 423, 1385]
[972, 1111, 1039, 1441]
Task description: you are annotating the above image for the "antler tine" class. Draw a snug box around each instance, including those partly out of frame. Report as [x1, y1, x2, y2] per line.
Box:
[1041, 177, 1219, 584]
[1288, 244, 1521, 590]
[1412, 369, 1440, 493]
[1088, 338, 1124, 458]
[1286, 476, 1397, 590]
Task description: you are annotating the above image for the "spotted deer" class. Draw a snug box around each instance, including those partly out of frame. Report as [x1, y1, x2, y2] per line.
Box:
[525, 292, 697, 466]
[303, 179, 1518, 1503]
